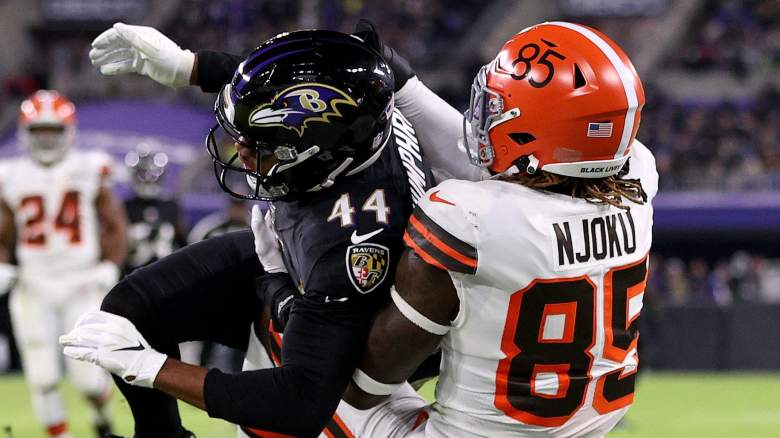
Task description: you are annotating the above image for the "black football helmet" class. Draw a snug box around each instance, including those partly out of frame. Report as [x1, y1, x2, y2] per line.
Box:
[207, 30, 395, 200]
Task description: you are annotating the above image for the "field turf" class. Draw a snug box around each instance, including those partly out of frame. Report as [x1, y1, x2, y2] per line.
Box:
[1, 372, 778, 437]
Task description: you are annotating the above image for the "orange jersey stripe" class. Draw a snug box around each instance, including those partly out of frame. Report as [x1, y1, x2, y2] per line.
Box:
[244, 427, 296, 438]
[332, 414, 355, 438]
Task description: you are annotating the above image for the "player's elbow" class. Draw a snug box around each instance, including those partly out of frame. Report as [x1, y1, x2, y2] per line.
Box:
[206, 365, 343, 437]
[100, 278, 148, 328]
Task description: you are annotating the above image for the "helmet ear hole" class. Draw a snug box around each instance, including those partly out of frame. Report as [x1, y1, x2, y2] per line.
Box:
[509, 132, 536, 146]
[573, 64, 587, 89]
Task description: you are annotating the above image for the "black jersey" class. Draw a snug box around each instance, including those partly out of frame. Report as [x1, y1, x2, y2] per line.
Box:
[272, 109, 433, 307]
[124, 196, 184, 273]
[204, 109, 436, 436]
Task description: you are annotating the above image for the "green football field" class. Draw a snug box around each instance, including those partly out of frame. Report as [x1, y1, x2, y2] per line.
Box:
[1, 372, 779, 437]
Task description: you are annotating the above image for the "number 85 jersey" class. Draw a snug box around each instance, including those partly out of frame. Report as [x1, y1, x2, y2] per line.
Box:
[0, 150, 113, 278]
[404, 141, 658, 438]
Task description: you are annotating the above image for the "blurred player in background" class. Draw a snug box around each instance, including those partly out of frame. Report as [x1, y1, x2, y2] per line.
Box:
[124, 143, 186, 274]
[186, 197, 248, 244]
[0, 90, 128, 438]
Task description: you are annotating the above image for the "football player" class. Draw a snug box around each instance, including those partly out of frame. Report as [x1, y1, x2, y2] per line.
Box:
[337, 22, 658, 437]
[62, 27, 448, 438]
[0, 90, 128, 438]
[124, 144, 186, 274]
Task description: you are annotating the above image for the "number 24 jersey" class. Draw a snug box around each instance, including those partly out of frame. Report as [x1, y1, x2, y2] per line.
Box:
[405, 140, 658, 437]
[0, 150, 113, 278]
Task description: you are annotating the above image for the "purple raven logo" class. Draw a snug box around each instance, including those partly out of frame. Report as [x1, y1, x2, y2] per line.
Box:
[248, 83, 358, 136]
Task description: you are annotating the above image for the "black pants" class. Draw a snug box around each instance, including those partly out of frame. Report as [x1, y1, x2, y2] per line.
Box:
[101, 230, 263, 438]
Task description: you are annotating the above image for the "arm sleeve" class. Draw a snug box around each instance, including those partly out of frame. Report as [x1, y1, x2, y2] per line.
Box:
[255, 272, 298, 331]
[196, 50, 244, 93]
[203, 296, 369, 437]
[395, 77, 485, 182]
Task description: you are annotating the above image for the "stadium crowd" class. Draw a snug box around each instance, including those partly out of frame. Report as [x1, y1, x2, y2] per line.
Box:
[678, 0, 779, 76]
[640, 84, 780, 191]
[648, 251, 780, 306]
[167, 0, 482, 69]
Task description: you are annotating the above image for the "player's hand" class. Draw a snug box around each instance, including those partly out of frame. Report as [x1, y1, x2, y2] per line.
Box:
[89, 22, 195, 88]
[0, 262, 17, 296]
[251, 205, 287, 274]
[93, 261, 121, 292]
[353, 19, 415, 91]
[59, 310, 167, 388]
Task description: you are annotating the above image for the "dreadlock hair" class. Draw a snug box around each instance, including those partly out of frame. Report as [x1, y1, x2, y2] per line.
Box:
[499, 158, 647, 211]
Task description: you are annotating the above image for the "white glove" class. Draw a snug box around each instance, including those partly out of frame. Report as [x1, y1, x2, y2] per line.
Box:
[0, 262, 17, 296]
[93, 261, 121, 292]
[251, 205, 287, 274]
[89, 22, 195, 88]
[59, 310, 167, 388]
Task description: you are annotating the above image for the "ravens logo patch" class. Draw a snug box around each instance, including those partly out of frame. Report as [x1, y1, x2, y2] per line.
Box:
[346, 243, 389, 293]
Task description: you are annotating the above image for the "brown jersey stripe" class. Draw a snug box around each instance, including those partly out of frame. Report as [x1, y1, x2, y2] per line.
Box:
[404, 232, 448, 271]
[412, 207, 477, 261]
[405, 227, 477, 274]
[408, 215, 477, 268]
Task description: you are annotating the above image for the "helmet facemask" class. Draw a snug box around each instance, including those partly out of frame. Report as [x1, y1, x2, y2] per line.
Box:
[207, 91, 328, 200]
[463, 63, 522, 170]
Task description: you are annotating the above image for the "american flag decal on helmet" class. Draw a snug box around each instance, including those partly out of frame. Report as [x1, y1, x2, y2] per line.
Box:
[587, 122, 613, 138]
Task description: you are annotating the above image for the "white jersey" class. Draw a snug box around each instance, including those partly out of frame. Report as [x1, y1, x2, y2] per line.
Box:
[404, 140, 657, 438]
[0, 150, 113, 279]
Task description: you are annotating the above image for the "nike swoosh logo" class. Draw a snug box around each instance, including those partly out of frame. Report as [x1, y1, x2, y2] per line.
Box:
[113, 342, 145, 352]
[351, 228, 383, 245]
[429, 190, 455, 206]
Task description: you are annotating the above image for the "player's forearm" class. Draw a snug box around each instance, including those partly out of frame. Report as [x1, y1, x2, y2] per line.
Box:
[395, 77, 484, 182]
[194, 50, 244, 93]
[154, 358, 208, 410]
[0, 229, 11, 264]
[0, 203, 15, 264]
[203, 300, 367, 435]
[101, 229, 127, 265]
[97, 190, 128, 265]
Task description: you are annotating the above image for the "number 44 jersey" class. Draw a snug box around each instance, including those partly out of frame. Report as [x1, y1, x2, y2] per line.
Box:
[405, 140, 657, 438]
[0, 150, 113, 279]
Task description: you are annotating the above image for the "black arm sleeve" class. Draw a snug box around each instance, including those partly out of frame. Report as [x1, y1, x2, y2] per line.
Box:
[196, 50, 244, 93]
[256, 272, 298, 332]
[203, 296, 370, 437]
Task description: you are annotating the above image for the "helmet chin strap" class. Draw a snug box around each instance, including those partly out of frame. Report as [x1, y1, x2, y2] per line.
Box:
[273, 145, 321, 172]
[308, 157, 355, 192]
[491, 154, 540, 179]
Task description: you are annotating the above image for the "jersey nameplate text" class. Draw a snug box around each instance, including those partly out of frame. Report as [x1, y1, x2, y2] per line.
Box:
[550, 210, 637, 271]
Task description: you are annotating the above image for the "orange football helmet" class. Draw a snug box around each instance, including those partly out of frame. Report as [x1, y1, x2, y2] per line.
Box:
[18, 90, 77, 164]
[464, 21, 645, 178]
